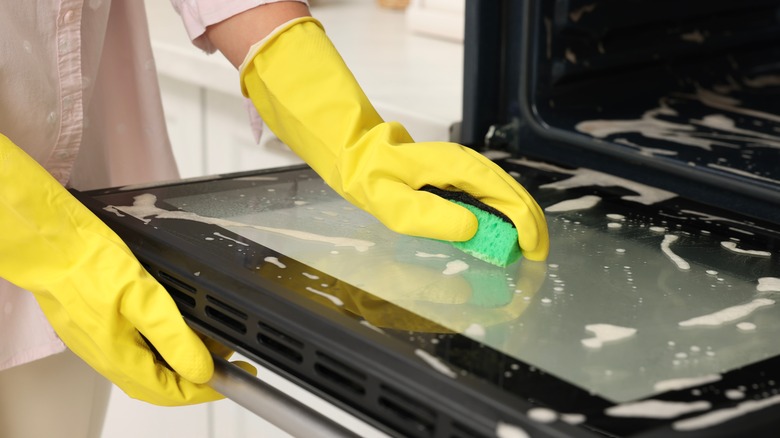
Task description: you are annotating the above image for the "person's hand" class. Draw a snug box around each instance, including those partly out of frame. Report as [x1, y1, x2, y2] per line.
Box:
[0, 134, 238, 405]
[239, 17, 549, 260]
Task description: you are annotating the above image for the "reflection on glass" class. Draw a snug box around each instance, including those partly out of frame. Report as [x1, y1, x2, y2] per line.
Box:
[158, 175, 780, 403]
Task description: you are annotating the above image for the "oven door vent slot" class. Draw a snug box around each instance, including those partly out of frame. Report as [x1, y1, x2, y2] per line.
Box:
[378, 384, 437, 436]
[206, 295, 247, 320]
[158, 270, 196, 293]
[314, 352, 366, 395]
[156, 270, 197, 308]
[257, 322, 304, 364]
[450, 422, 489, 438]
[205, 305, 247, 335]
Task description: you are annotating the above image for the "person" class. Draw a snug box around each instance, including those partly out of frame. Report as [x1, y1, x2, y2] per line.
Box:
[0, 1, 549, 437]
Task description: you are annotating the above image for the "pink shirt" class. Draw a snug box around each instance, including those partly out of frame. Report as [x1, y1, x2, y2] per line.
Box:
[0, 0, 306, 371]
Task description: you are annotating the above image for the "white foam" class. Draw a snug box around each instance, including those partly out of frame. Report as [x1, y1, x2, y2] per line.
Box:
[464, 323, 486, 339]
[608, 222, 622, 229]
[544, 195, 601, 212]
[720, 241, 771, 257]
[736, 322, 756, 331]
[581, 324, 637, 348]
[495, 422, 530, 438]
[264, 257, 286, 269]
[527, 407, 558, 423]
[661, 235, 691, 270]
[560, 413, 586, 425]
[415, 349, 457, 378]
[606, 213, 626, 220]
[649, 226, 666, 233]
[305, 287, 343, 306]
[443, 260, 469, 275]
[415, 251, 450, 259]
[606, 400, 711, 419]
[758, 277, 780, 292]
[678, 298, 775, 327]
[673, 394, 780, 431]
[725, 389, 745, 400]
[680, 209, 776, 235]
[541, 170, 676, 205]
[654, 374, 722, 392]
[111, 194, 375, 252]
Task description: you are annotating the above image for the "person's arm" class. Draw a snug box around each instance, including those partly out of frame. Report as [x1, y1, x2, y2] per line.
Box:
[205, 5, 550, 260]
[205, 2, 310, 67]
[0, 133, 250, 405]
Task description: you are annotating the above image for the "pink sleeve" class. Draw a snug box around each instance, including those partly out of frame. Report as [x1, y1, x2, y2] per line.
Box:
[170, 0, 310, 53]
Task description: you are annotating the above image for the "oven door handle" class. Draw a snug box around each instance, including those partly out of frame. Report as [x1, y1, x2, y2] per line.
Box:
[209, 353, 363, 438]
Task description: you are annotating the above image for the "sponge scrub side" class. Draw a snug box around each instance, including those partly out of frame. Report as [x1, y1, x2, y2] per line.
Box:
[451, 201, 521, 267]
[423, 186, 522, 267]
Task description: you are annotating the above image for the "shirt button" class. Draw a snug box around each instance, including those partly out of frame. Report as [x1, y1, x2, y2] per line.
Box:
[63, 10, 75, 23]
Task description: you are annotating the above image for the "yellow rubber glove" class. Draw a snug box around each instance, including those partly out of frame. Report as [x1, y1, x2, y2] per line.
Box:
[0, 134, 227, 406]
[240, 17, 549, 261]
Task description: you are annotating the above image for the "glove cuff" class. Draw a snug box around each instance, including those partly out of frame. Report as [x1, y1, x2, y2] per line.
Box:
[238, 16, 324, 96]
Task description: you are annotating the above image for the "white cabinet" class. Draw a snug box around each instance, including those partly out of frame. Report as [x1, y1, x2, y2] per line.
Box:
[158, 68, 304, 179]
[158, 75, 206, 178]
[203, 89, 303, 175]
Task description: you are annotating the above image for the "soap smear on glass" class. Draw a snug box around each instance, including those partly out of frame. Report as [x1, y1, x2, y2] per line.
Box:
[581, 324, 637, 348]
[606, 399, 711, 419]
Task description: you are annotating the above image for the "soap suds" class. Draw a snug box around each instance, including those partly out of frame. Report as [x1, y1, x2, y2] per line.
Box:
[673, 394, 780, 431]
[443, 260, 469, 275]
[527, 407, 558, 423]
[415, 251, 450, 259]
[415, 349, 457, 378]
[757, 277, 780, 292]
[560, 413, 586, 425]
[581, 324, 637, 348]
[464, 323, 486, 339]
[725, 389, 745, 400]
[678, 298, 775, 327]
[680, 209, 776, 235]
[305, 287, 343, 306]
[661, 235, 691, 270]
[606, 400, 711, 419]
[264, 257, 286, 269]
[495, 422, 530, 438]
[108, 194, 375, 252]
[509, 158, 676, 204]
[654, 374, 722, 392]
[720, 241, 771, 257]
[544, 195, 601, 212]
[736, 322, 756, 331]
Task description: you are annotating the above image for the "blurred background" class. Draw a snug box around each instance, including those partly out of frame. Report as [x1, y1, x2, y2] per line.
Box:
[101, 1, 464, 437]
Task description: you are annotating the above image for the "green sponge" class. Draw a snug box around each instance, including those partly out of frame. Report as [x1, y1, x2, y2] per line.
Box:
[423, 186, 522, 267]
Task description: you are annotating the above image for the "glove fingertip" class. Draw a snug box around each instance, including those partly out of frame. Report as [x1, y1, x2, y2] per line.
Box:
[417, 200, 478, 242]
[232, 360, 258, 376]
[166, 337, 215, 385]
